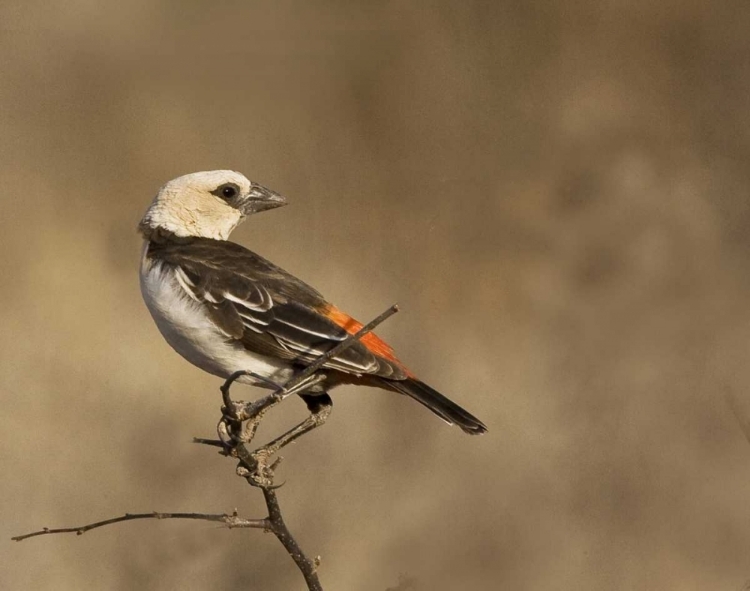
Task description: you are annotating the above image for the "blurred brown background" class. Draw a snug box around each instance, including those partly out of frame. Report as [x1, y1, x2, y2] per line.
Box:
[3, 1, 750, 589]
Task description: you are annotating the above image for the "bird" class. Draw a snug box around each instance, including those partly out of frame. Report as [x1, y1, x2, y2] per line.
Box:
[139, 170, 487, 435]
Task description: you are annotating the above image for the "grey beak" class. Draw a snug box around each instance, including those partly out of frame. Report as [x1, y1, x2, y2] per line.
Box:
[244, 183, 287, 214]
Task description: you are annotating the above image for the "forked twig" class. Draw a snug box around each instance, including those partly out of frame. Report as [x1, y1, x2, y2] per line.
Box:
[12, 304, 400, 591]
[210, 303, 399, 590]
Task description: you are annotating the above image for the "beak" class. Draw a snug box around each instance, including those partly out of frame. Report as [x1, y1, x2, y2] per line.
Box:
[243, 182, 288, 214]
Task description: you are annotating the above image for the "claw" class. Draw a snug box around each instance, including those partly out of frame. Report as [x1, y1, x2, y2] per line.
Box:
[217, 418, 246, 447]
[211, 369, 333, 490]
[236, 447, 282, 488]
[262, 479, 286, 490]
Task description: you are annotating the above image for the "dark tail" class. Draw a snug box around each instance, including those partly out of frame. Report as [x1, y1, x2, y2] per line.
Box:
[387, 378, 487, 435]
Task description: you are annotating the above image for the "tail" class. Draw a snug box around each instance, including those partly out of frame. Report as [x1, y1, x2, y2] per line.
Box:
[387, 378, 487, 435]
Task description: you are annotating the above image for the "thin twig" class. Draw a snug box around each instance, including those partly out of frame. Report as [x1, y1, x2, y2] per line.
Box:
[212, 304, 398, 591]
[220, 303, 399, 405]
[12, 304, 400, 591]
[284, 303, 399, 393]
[12, 511, 268, 542]
[217, 303, 399, 590]
[209, 303, 399, 450]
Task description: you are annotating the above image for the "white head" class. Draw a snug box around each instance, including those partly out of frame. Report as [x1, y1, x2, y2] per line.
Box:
[139, 170, 287, 241]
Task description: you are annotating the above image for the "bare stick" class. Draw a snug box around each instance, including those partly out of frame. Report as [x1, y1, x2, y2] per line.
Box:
[221, 302, 399, 403]
[210, 303, 399, 446]
[284, 303, 399, 393]
[12, 511, 268, 542]
[12, 304, 400, 591]
[217, 303, 400, 590]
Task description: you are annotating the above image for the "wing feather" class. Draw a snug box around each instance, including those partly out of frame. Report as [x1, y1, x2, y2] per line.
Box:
[146, 238, 407, 379]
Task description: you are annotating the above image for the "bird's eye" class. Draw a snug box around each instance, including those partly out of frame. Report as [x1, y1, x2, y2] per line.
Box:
[213, 183, 239, 200]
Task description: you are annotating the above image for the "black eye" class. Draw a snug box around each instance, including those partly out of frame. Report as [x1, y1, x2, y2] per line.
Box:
[212, 183, 240, 200]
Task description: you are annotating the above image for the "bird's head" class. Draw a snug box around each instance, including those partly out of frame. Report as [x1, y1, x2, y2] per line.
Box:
[139, 170, 287, 241]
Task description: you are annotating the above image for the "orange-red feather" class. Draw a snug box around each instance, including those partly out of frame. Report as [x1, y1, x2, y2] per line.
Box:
[321, 304, 413, 377]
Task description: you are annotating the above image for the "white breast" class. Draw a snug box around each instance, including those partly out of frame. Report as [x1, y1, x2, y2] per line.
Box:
[139, 248, 292, 386]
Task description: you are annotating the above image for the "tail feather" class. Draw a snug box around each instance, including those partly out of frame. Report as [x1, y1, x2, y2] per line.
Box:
[387, 378, 487, 435]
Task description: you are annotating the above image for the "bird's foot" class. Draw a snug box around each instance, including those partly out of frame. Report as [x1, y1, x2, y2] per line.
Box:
[218, 414, 264, 449]
[222, 399, 255, 423]
[218, 393, 276, 447]
[237, 449, 284, 488]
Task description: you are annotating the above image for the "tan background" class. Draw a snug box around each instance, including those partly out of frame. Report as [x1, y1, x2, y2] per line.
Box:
[3, 1, 750, 589]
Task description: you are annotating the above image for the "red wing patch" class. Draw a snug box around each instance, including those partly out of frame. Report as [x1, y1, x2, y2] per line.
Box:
[322, 304, 413, 376]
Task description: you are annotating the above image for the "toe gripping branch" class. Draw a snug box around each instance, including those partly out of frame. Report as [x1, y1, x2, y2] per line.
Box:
[217, 371, 329, 488]
[196, 303, 400, 489]
[13, 304, 399, 591]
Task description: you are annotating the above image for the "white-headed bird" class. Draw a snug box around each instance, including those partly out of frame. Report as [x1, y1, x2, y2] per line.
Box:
[139, 170, 487, 435]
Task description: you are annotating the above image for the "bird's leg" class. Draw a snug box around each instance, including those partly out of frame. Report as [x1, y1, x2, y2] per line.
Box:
[254, 396, 332, 456]
[243, 394, 333, 487]
[218, 373, 327, 447]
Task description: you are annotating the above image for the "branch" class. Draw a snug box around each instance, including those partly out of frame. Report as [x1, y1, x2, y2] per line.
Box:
[12, 511, 268, 542]
[262, 487, 322, 589]
[12, 303, 401, 591]
[215, 303, 400, 591]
